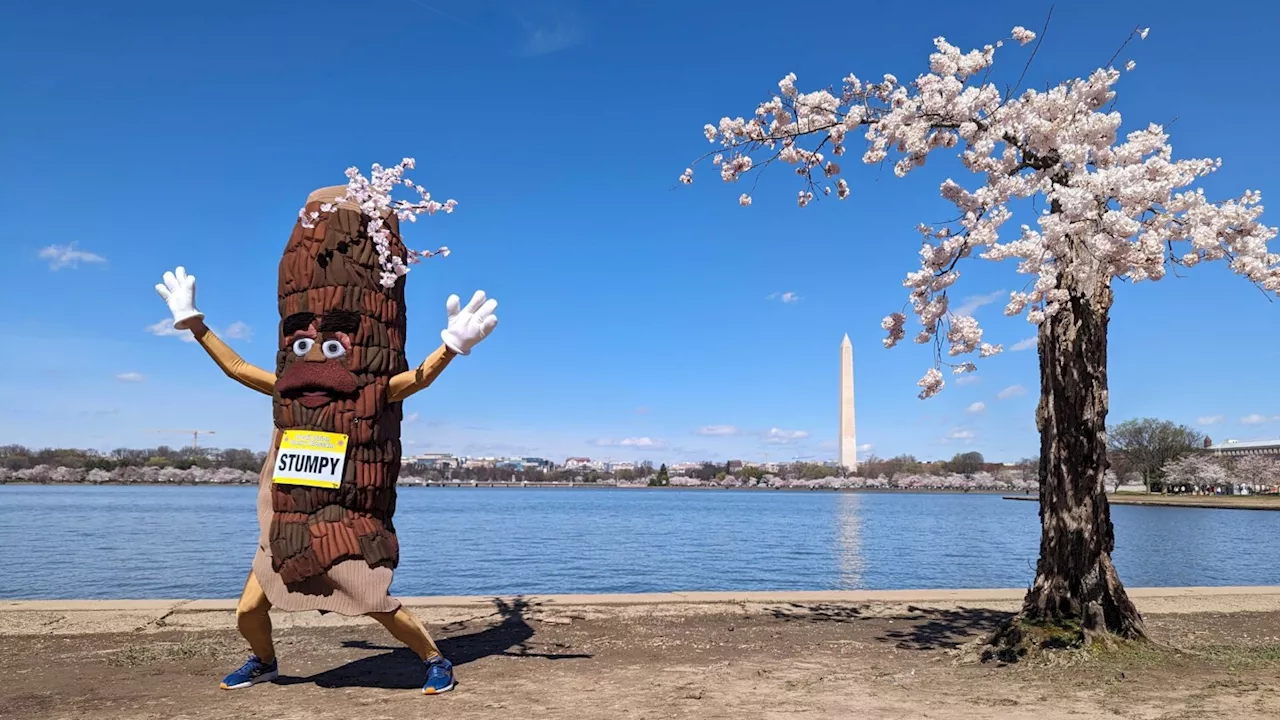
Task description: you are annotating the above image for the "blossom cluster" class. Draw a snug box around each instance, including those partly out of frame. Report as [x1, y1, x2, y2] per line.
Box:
[617, 470, 1038, 492]
[0, 465, 258, 485]
[1159, 454, 1280, 490]
[688, 24, 1279, 397]
[299, 158, 456, 288]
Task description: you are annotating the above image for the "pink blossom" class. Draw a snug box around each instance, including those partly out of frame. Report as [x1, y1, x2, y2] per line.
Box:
[1011, 26, 1037, 45]
[917, 368, 944, 399]
[299, 158, 456, 288]
[881, 312, 906, 348]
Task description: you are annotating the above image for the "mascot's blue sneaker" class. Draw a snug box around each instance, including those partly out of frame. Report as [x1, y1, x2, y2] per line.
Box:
[422, 656, 456, 695]
[220, 655, 279, 690]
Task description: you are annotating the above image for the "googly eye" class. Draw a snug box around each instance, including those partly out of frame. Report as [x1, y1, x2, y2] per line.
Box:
[292, 338, 315, 356]
[322, 339, 346, 359]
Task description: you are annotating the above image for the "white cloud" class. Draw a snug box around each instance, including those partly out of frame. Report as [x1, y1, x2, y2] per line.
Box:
[115, 372, 145, 383]
[967, 401, 986, 413]
[404, 412, 420, 423]
[763, 428, 810, 445]
[948, 428, 976, 441]
[223, 321, 253, 341]
[146, 319, 196, 343]
[857, 443, 874, 453]
[766, 291, 801, 304]
[1240, 414, 1270, 426]
[951, 289, 1006, 317]
[955, 375, 981, 386]
[39, 243, 106, 270]
[146, 319, 250, 343]
[595, 437, 665, 449]
[697, 425, 740, 436]
[515, 4, 585, 57]
[1010, 337, 1037, 352]
[997, 384, 1027, 400]
[1197, 415, 1224, 426]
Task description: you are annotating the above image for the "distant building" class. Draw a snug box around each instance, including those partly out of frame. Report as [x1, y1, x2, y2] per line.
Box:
[495, 456, 554, 471]
[403, 452, 457, 470]
[608, 461, 635, 472]
[565, 457, 593, 470]
[1205, 439, 1280, 458]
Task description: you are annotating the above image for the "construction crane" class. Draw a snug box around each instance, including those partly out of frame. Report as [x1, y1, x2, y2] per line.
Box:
[156, 429, 216, 450]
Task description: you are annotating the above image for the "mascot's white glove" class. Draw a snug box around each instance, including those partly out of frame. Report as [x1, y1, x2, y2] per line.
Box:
[441, 290, 498, 356]
[154, 266, 205, 330]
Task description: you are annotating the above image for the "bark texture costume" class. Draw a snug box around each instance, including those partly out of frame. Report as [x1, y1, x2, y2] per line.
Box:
[158, 184, 497, 617]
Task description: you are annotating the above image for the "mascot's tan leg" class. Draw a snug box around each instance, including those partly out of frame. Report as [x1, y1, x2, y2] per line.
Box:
[368, 607, 443, 661]
[236, 571, 276, 662]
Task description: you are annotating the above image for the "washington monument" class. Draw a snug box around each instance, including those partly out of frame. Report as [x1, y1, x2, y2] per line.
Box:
[839, 334, 858, 472]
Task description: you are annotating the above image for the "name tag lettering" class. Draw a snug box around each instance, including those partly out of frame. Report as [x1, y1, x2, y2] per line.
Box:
[273, 430, 349, 489]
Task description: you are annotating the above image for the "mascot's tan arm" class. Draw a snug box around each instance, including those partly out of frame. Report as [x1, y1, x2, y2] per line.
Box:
[189, 320, 277, 396]
[155, 266, 276, 396]
[388, 344, 456, 402]
[387, 289, 497, 402]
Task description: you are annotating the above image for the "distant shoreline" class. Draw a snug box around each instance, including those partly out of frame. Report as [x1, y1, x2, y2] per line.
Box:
[0, 481, 1021, 495]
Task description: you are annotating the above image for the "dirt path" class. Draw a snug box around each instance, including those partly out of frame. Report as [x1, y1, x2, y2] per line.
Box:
[5, 597, 1280, 719]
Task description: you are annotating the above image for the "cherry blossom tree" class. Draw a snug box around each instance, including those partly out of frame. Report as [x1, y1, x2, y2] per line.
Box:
[683, 20, 1279, 653]
[1161, 454, 1230, 491]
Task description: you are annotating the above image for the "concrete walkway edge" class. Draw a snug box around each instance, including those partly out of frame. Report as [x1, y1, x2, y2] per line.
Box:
[4, 585, 1279, 613]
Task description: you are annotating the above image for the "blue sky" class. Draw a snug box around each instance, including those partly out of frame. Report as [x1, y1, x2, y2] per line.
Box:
[2, 0, 1278, 464]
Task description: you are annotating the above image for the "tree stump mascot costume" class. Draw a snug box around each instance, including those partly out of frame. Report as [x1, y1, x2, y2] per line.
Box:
[155, 181, 497, 695]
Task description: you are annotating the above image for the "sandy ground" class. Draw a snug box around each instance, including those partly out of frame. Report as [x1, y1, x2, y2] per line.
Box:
[5, 591, 1280, 720]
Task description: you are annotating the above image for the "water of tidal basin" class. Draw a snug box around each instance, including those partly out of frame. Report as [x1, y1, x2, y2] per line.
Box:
[1, 486, 1277, 600]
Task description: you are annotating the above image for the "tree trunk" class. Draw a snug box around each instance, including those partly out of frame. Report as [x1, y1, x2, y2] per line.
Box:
[986, 245, 1145, 659]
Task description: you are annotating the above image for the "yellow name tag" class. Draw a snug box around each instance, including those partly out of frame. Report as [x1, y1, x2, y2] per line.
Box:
[273, 430, 349, 489]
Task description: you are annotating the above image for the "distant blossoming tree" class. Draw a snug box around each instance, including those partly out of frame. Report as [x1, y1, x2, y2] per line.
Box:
[1161, 454, 1230, 490]
[682, 19, 1279, 653]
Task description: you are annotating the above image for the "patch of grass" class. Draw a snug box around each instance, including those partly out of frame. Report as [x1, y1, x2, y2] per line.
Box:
[1084, 637, 1172, 674]
[107, 636, 226, 667]
[1086, 639, 1280, 674]
[1196, 644, 1280, 668]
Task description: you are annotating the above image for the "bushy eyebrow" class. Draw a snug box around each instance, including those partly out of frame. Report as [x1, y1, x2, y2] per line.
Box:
[319, 310, 361, 334]
[282, 313, 316, 336]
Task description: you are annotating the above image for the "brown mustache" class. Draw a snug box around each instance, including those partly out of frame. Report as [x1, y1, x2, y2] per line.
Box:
[276, 360, 359, 397]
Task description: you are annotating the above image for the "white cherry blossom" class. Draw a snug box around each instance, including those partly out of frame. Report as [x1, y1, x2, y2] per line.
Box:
[688, 24, 1279, 395]
[299, 158, 456, 288]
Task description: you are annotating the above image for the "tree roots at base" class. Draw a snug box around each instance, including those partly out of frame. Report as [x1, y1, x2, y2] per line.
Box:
[981, 613, 1147, 664]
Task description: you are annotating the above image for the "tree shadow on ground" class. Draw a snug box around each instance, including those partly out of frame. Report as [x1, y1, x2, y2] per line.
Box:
[767, 603, 865, 624]
[881, 607, 1011, 651]
[276, 596, 592, 690]
[766, 602, 1011, 651]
